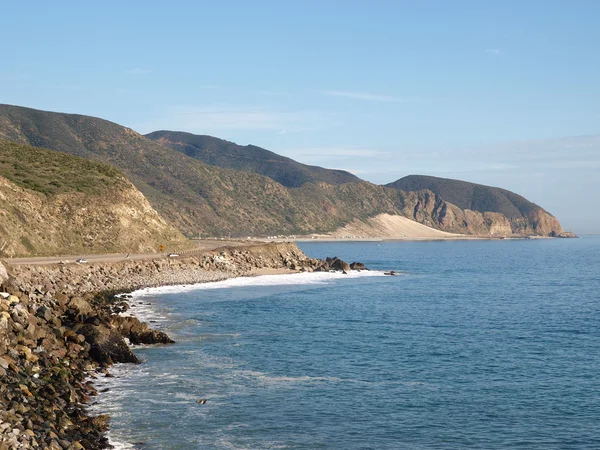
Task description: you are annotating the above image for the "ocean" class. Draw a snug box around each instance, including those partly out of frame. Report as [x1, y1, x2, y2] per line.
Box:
[92, 238, 600, 449]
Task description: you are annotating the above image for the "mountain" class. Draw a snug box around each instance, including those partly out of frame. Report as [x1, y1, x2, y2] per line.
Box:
[386, 175, 566, 236]
[0, 139, 188, 257]
[0, 104, 568, 239]
[145, 130, 359, 188]
[0, 104, 403, 237]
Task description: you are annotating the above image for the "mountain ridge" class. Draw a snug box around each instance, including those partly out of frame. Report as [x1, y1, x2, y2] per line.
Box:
[145, 130, 360, 188]
[0, 104, 568, 239]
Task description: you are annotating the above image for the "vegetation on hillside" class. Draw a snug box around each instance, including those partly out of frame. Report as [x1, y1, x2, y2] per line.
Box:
[0, 138, 188, 257]
[146, 130, 360, 188]
[0, 139, 126, 195]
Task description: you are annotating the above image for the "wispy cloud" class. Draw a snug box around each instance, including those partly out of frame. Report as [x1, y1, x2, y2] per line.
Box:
[125, 68, 152, 75]
[133, 105, 338, 134]
[284, 147, 389, 158]
[317, 90, 430, 103]
[485, 48, 501, 55]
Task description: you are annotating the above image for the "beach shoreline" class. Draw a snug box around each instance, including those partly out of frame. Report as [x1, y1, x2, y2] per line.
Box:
[0, 242, 326, 448]
[1, 241, 368, 448]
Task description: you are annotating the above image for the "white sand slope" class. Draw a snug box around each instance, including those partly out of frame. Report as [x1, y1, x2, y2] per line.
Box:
[315, 214, 466, 240]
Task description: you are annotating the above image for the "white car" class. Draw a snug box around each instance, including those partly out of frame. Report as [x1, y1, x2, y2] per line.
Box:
[75, 258, 88, 263]
[167, 253, 179, 257]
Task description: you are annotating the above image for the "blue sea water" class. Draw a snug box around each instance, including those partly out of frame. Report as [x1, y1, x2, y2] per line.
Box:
[93, 238, 600, 449]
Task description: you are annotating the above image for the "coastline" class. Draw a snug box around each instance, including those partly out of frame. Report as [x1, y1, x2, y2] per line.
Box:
[1, 241, 376, 448]
[0, 242, 326, 448]
[0, 234, 572, 447]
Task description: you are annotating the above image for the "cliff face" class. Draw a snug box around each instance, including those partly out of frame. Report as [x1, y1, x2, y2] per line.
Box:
[0, 175, 187, 257]
[404, 190, 563, 236]
[390, 175, 567, 236]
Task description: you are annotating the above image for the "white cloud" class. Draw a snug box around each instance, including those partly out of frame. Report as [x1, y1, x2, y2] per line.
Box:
[133, 105, 336, 134]
[284, 147, 389, 158]
[317, 90, 430, 103]
[485, 48, 501, 55]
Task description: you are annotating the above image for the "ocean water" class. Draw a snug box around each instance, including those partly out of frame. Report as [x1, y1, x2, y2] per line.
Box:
[92, 238, 600, 449]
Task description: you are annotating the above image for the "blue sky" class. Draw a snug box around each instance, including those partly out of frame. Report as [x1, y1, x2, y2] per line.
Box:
[1, 1, 599, 232]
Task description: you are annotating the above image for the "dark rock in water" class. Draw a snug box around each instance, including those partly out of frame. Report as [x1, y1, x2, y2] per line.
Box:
[79, 323, 141, 365]
[313, 263, 329, 272]
[349, 262, 365, 270]
[384, 270, 399, 276]
[330, 258, 351, 272]
[315, 256, 356, 272]
[111, 315, 175, 345]
[130, 328, 174, 345]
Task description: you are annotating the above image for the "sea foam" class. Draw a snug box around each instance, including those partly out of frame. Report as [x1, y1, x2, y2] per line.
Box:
[130, 270, 387, 298]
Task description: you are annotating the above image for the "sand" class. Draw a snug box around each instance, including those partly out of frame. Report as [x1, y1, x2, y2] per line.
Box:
[302, 214, 472, 241]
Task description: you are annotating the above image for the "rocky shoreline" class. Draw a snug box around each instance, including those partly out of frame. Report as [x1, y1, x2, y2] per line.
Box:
[0, 242, 362, 449]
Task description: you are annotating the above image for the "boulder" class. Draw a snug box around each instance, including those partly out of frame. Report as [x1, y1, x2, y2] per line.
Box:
[66, 298, 94, 322]
[330, 258, 351, 272]
[78, 324, 140, 365]
[111, 315, 175, 345]
[0, 262, 8, 286]
[349, 262, 365, 270]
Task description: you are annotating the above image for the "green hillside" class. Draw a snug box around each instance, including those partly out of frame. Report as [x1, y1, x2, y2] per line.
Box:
[146, 130, 359, 188]
[0, 139, 126, 196]
[0, 139, 188, 257]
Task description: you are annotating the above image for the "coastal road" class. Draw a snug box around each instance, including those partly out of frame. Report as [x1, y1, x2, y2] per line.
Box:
[4, 239, 258, 266]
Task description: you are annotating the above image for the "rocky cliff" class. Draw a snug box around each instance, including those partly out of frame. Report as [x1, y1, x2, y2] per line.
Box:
[0, 140, 189, 257]
[388, 175, 568, 236]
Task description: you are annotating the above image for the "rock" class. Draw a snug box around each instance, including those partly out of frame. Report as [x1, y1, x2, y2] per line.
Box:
[67, 297, 94, 322]
[78, 324, 140, 365]
[0, 262, 8, 286]
[349, 262, 365, 270]
[111, 316, 175, 345]
[330, 258, 351, 272]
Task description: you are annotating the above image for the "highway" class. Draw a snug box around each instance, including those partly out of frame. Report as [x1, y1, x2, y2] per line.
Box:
[3, 239, 255, 266]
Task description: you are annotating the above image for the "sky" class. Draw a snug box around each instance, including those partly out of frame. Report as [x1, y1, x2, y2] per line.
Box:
[1, 0, 599, 233]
